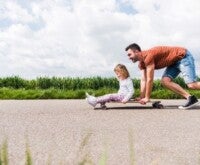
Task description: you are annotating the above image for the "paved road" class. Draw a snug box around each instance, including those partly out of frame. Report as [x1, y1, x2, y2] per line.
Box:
[0, 100, 200, 165]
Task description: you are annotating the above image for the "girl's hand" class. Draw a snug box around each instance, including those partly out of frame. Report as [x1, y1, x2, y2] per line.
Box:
[121, 100, 127, 104]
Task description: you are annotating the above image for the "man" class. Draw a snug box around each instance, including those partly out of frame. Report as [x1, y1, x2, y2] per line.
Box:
[125, 43, 200, 109]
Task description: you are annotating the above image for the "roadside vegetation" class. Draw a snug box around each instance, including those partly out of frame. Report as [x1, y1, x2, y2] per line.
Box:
[0, 131, 133, 165]
[0, 76, 199, 99]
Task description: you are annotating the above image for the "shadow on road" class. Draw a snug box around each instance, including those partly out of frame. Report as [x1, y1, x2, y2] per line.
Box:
[94, 106, 154, 110]
[94, 105, 200, 110]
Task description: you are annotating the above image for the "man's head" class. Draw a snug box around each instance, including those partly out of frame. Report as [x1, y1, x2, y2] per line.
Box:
[125, 43, 141, 63]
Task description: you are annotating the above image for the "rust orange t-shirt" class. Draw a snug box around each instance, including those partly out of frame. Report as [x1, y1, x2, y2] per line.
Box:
[139, 46, 186, 70]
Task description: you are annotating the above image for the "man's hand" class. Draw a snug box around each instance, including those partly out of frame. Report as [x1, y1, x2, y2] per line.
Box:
[139, 97, 150, 104]
[134, 97, 141, 101]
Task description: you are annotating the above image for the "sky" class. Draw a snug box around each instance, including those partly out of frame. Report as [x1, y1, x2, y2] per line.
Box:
[0, 0, 200, 79]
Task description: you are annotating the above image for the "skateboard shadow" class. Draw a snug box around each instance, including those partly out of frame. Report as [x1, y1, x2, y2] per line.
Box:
[94, 105, 200, 110]
[189, 106, 200, 110]
[164, 105, 200, 110]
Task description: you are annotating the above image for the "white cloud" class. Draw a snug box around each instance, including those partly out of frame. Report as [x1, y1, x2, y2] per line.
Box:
[0, 0, 200, 79]
[0, 1, 34, 23]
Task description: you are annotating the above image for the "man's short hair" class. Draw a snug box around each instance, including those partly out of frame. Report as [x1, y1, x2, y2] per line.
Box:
[125, 43, 141, 52]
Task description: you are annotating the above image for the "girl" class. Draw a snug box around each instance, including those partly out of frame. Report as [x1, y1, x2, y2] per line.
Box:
[86, 64, 134, 108]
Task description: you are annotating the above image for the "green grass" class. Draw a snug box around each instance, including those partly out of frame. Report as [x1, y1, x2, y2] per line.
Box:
[25, 143, 32, 165]
[0, 87, 199, 99]
[0, 133, 132, 165]
[0, 139, 8, 165]
[0, 87, 116, 99]
[98, 150, 107, 165]
[2, 132, 199, 164]
[0, 76, 199, 99]
[78, 131, 94, 165]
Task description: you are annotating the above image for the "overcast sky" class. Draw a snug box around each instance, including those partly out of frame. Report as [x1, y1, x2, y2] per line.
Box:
[0, 0, 200, 79]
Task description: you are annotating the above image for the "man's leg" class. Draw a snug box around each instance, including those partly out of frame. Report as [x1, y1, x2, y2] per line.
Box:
[161, 62, 190, 99]
[161, 77, 190, 99]
[161, 61, 199, 109]
[177, 51, 199, 109]
[161, 76, 198, 109]
[180, 50, 200, 90]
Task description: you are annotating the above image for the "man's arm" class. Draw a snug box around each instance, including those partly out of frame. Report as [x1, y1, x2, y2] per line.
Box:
[139, 69, 146, 99]
[140, 63, 155, 103]
[135, 69, 146, 101]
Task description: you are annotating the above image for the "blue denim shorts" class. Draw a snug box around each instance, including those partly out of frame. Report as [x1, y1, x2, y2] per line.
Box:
[162, 50, 197, 84]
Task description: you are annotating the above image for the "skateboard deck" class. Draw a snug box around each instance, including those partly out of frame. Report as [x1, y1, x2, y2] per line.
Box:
[94, 99, 164, 110]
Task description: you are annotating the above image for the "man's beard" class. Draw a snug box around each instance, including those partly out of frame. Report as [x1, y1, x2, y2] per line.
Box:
[132, 59, 137, 63]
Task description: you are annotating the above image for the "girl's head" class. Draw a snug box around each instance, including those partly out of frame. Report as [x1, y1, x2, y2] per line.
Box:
[114, 64, 130, 80]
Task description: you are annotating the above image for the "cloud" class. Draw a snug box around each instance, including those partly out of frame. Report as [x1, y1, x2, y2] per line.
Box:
[0, 0, 200, 79]
[0, 1, 34, 23]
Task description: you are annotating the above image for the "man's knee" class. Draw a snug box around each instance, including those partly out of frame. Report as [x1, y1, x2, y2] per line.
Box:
[161, 77, 172, 87]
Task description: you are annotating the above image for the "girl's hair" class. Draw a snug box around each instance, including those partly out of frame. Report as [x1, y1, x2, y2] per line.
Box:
[114, 64, 130, 78]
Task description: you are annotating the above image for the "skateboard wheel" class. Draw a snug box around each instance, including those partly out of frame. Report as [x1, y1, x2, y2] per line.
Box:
[100, 105, 107, 110]
[152, 101, 163, 109]
[157, 104, 164, 109]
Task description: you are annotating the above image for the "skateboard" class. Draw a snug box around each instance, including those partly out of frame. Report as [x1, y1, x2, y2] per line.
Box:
[94, 99, 164, 110]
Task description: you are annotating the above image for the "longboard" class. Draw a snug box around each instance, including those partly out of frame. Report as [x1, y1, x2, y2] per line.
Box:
[94, 99, 164, 110]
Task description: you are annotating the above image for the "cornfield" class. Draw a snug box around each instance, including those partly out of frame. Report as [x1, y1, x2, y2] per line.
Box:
[0, 76, 119, 90]
[0, 76, 196, 90]
[0, 76, 199, 99]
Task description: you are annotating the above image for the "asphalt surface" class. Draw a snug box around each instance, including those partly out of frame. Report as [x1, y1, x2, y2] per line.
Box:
[0, 99, 200, 165]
